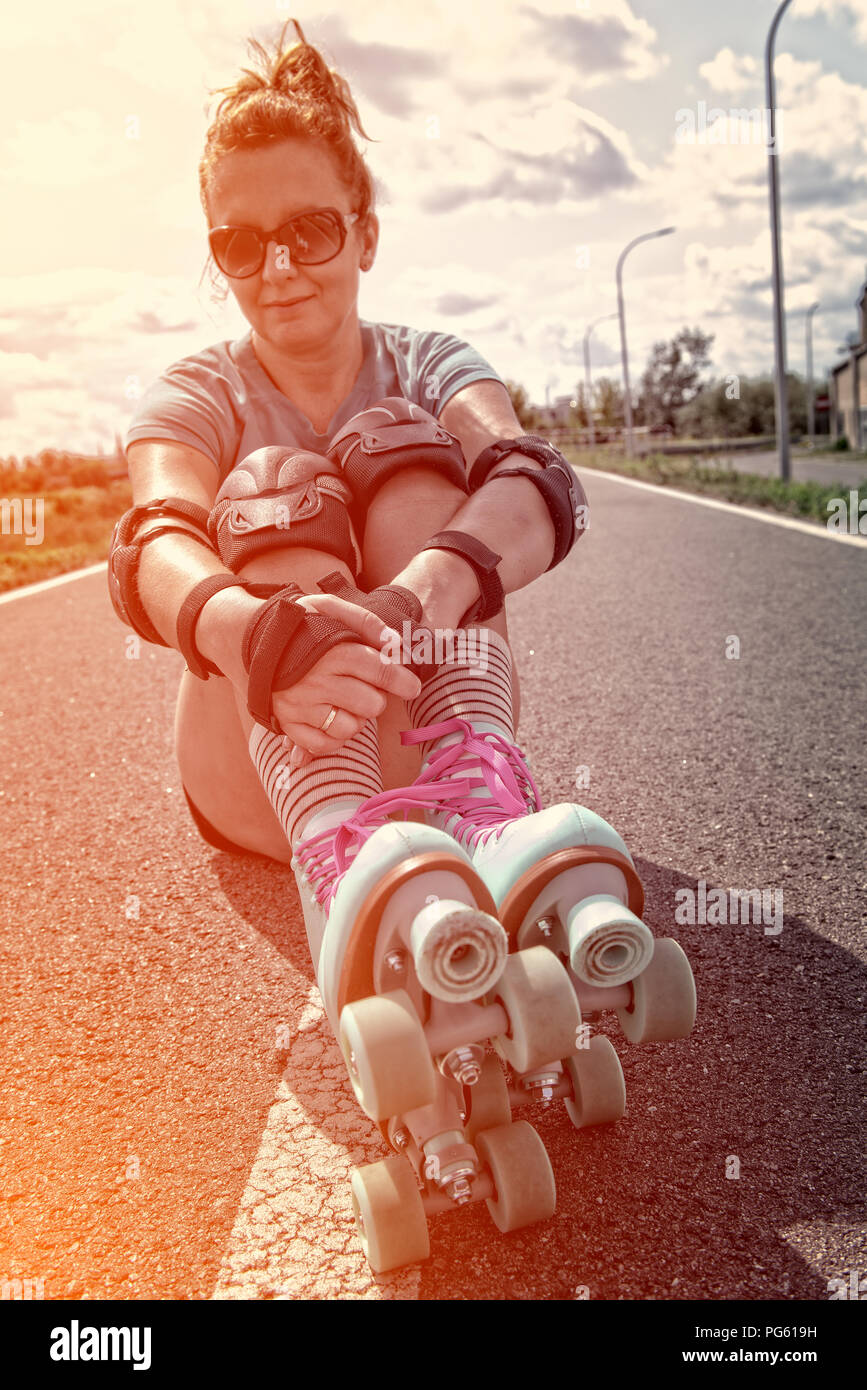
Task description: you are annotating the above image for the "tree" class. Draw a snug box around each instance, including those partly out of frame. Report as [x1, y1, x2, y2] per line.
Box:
[676, 371, 818, 439]
[504, 379, 540, 430]
[570, 382, 592, 430]
[594, 376, 624, 430]
[638, 327, 714, 432]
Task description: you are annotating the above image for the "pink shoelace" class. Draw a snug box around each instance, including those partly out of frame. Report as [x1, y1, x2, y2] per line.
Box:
[400, 717, 542, 850]
[293, 777, 473, 910]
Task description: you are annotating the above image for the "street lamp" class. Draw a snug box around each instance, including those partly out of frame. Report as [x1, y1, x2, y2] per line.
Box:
[805, 301, 820, 442]
[616, 227, 676, 457]
[583, 312, 618, 447]
[766, 0, 794, 480]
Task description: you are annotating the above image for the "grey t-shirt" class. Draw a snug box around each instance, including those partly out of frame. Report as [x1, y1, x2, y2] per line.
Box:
[125, 319, 505, 486]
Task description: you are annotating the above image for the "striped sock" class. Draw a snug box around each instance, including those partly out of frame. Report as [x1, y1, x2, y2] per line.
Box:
[247, 719, 383, 849]
[407, 627, 515, 760]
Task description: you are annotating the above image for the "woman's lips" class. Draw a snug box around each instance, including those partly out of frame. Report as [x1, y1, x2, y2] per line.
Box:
[264, 296, 312, 310]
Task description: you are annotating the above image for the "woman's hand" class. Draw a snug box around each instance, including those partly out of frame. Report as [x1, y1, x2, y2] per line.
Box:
[269, 593, 420, 768]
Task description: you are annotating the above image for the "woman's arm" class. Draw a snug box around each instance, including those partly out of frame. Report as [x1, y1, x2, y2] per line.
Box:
[124, 439, 421, 763]
[388, 380, 558, 629]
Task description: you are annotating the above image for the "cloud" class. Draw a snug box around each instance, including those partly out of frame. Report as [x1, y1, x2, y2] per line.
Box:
[698, 47, 760, 94]
[134, 311, 199, 334]
[310, 14, 444, 119]
[795, 0, 867, 46]
[519, 2, 664, 86]
[417, 101, 641, 212]
[0, 267, 234, 452]
[4, 109, 139, 188]
[434, 292, 499, 316]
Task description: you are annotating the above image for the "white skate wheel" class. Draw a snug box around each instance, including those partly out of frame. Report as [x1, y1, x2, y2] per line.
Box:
[351, 1157, 430, 1273]
[475, 1121, 556, 1233]
[563, 1035, 626, 1128]
[616, 938, 697, 1043]
[490, 947, 580, 1074]
[339, 990, 436, 1120]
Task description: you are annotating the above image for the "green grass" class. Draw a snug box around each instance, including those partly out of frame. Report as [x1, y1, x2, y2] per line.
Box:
[563, 448, 867, 525]
[0, 479, 131, 593]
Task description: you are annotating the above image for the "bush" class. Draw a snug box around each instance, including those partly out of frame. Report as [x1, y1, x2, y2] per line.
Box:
[69, 461, 111, 487]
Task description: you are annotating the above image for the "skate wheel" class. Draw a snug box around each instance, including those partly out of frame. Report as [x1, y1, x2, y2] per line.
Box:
[563, 1035, 626, 1128]
[490, 946, 580, 1074]
[339, 990, 436, 1120]
[475, 1121, 556, 1233]
[616, 939, 697, 1043]
[464, 1054, 511, 1141]
[351, 1157, 430, 1273]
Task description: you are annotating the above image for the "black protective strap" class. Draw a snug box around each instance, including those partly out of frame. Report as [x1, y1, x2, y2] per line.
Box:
[177, 577, 294, 680]
[122, 496, 211, 540]
[176, 575, 246, 680]
[417, 529, 504, 625]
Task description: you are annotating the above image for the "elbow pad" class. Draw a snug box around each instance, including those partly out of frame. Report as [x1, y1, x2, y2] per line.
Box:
[467, 436, 589, 570]
[108, 497, 215, 645]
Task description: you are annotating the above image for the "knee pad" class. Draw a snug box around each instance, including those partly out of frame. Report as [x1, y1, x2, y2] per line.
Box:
[327, 398, 468, 521]
[208, 447, 361, 576]
[467, 436, 589, 569]
[108, 497, 214, 645]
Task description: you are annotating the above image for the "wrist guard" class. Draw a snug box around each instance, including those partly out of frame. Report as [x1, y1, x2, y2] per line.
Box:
[241, 586, 368, 733]
[416, 531, 504, 625]
[315, 571, 440, 684]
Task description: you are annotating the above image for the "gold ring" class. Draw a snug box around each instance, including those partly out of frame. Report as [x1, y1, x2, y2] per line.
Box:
[319, 705, 339, 732]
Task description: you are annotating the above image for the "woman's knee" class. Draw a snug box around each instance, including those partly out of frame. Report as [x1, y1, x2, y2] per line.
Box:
[235, 544, 356, 592]
[361, 468, 467, 585]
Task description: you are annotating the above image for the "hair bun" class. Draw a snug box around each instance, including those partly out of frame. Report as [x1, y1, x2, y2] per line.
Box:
[200, 18, 376, 226]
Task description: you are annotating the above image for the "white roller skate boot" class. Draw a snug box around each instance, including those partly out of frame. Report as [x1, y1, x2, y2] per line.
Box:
[291, 781, 580, 1274]
[401, 717, 696, 1120]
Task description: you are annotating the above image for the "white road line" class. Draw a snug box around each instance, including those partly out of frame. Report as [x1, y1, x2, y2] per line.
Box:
[0, 561, 108, 605]
[211, 982, 421, 1301]
[584, 469, 867, 546]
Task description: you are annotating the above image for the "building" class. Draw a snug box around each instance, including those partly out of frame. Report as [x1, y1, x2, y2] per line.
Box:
[830, 276, 867, 448]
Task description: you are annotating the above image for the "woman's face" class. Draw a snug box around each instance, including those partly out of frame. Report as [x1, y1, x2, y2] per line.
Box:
[206, 138, 378, 353]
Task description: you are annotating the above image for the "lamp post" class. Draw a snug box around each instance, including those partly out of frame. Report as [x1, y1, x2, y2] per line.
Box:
[616, 227, 676, 457]
[805, 301, 820, 442]
[583, 312, 618, 447]
[766, 0, 794, 479]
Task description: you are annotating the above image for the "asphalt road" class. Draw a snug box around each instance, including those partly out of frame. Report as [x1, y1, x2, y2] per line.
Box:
[0, 478, 864, 1301]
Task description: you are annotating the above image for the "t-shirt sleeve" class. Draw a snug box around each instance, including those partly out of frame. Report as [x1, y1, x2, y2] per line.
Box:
[410, 329, 506, 416]
[124, 355, 240, 472]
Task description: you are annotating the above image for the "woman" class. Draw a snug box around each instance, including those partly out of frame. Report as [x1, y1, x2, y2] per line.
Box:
[114, 20, 694, 1269]
[122, 19, 558, 867]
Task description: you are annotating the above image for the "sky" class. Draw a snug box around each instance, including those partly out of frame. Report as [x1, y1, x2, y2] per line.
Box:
[2, 0, 866, 455]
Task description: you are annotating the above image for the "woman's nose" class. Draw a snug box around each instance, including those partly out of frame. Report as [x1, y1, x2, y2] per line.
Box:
[262, 239, 299, 279]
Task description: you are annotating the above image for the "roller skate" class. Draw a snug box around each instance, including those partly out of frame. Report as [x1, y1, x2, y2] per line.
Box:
[291, 783, 583, 1273]
[400, 718, 697, 1132]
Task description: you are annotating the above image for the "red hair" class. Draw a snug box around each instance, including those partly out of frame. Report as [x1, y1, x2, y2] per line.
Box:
[199, 18, 377, 225]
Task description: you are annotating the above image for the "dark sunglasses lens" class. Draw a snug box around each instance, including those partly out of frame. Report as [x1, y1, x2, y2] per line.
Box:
[210, 228, 263, 277]
[284, 212, 344, 264]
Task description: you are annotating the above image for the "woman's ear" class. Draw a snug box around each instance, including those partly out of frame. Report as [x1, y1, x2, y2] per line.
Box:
[360, 212, 379, 270]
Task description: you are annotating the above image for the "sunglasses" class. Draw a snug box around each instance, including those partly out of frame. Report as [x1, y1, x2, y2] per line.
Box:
[208, 208, 359, 278]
